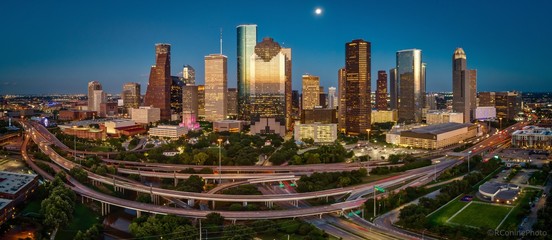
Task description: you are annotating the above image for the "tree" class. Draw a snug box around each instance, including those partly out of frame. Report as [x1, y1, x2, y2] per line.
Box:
[129, 215, 198, 240]
[194, 152, 209, 165]
[223, 224, 255, 240]
[69, 167, 88, 183]
[205, 212, 225, 226]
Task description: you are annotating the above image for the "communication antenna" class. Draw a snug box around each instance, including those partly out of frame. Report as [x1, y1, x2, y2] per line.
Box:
[220, 28, 223, 54]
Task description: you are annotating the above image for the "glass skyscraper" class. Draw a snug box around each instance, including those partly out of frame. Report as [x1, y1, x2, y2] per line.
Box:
[344, 39, 371, 135]
[452, 48, 477, 123]
[395, 49, 426, 123]
[236, 24, 257, 121]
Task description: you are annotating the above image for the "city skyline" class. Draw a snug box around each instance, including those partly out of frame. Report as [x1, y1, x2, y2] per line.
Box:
[1, 1, 551, 95]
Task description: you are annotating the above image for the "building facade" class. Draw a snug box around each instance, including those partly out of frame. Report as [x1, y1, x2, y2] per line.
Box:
[371, 110, 397, 124]
[122, 82, 141, 111]
[144, 43, 172, 120]
[511, 126, 552, 150]
[328, 87, 337, 109]
[301, 108, 337, 124]
[149, 125, 188, 139]
[393, 49, 426, 123]
[294, 122, 338, 143]
[204, 54, 228, 122]
[344, 39, 371, 135]
[197, 85, 205, 119]
[302, 74, 320, 110]
[376, 70, 388, 110]
[131, 106, 161, 124]
[170, 76, 185, 119]
[399, 123, 477, 149]
[338, 68, 346, 132]
[227, 88, 238, 118]
[237, 24, 257, 121]
[182, 85, 199, 129]
[452, 48, 477, 123]
[426, 111, 464, 125]
[87, 81, 102, 112]
[182, 65, 195, 84]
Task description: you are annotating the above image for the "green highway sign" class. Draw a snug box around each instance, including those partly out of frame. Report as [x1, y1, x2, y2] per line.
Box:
[375, 186, 385, 192]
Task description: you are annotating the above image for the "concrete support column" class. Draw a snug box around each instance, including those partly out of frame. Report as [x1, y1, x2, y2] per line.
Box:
[319, 214, 322, 219]
[232, 219, 236, 224]
[137, 210, 141, 218]
[242, 201, 248, 207]
[212, 201, 216, 210]
[188, 199, 195, 206]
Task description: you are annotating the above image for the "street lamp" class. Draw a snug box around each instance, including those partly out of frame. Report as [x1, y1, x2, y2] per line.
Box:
[217, 138, 223, 184]
[499, 117, 503, 130]
[467, 151, 472, 173]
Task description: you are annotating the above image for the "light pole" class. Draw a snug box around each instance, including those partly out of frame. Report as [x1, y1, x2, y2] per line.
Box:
[217, 138, 223, 184]
[467, 151, 472, 173]
[499, 117, 503, 130]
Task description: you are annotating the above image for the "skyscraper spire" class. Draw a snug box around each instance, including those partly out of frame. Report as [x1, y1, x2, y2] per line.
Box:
[220, 28, 223, 54]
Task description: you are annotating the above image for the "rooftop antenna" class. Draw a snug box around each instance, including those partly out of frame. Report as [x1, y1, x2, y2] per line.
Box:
[219, 28, 223, 55]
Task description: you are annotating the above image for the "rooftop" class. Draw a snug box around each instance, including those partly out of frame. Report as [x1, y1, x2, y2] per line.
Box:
[0, 199, 12, 210]
[407, 122, 473, 135]
[513, 126, 552, 136]
[0, 171, 37, 195]
[479, 181, 519, 195]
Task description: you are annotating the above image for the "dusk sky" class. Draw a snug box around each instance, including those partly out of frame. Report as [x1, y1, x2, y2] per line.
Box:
[1, 0, 551, 95]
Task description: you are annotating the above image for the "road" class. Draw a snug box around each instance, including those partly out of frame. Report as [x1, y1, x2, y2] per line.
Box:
[520, 175, 551, 231]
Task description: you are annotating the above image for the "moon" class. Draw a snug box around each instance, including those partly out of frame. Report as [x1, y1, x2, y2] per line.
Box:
[315, 8, 322, 15]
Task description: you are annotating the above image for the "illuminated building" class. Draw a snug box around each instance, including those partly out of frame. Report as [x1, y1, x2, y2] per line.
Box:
[213, 120, 244, 132]
[344, 39, 371, 135]
[144, 43, 172, 120]
[376, 70, 388, 110]
[182, 65, 195, 84]
[394, 49, 426, 123]
[92, 90, 106, 116]
[170, 76, 185, 120]
[399, 123, 477, 149]
[249, 37, 291, 129]
[319, 86, 327, 108]
[149, 125, 188, 139]
[227, 88, 238, 118]
[122, 82, 141, 110]
[294, 122, 338, 143]
[511, 126, 552, 150]
[131, 106, 160, 124]
[204, 54, 228, 122]
[87, 81, 102, 111]
[182, 84, 199, 129]
[302, 74, 320, 110]
[328, 87, 337, 109]
[237, 24, 257, 121]
[301, 108, 337, 124]
[197, 85, 205, 119]
[452, 48, 477, 123]
[426, 111, 464, 125]
[389, 68, 398, 110]
[371, 110, 397, 124]
[338, 68, 346, 132]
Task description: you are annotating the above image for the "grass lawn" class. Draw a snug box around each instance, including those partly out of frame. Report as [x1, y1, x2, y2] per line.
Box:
[427, 197, 468, 225]
[448, 202, 512, 229]
[55, 203, 101, 240]
[499, 189, 539, 230]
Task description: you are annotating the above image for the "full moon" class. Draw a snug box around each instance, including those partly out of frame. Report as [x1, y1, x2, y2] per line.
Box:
[315, 8, 322, 15]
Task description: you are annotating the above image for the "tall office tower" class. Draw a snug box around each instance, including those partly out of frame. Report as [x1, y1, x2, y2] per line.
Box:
[204, 54, 228, 122]
[122, 82, 141, 110]
[227, 88, 238, 118]
[249, 37, 291, 128]
[281, 47, 293, 130]
[426, 93, 438, 110]
[478, 92, 496, 107]
[92, 90, 106, 116]
[452, 48, 477, 123]
[291, 90, 300, 121]
[344, 39, 371, 135]
[376, 70, 388, 110]
[182, 84, 199, 129]
[87, 81, 102, 111]
[395, 49, 425, 123]
[302, 74, 320, 110]
[389, 68, 398, 110]
[237, 24, 258, 121]
[197, 85, 205, 119]
[170, 76, 184, 119]
[182, 65, 195, 85]
[144, 43, 172, 120]
[328, 87, 337, 109]
[338, 68, 346, 132]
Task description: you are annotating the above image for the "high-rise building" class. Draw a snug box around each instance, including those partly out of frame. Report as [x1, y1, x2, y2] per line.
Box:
[328, 87, 337, 109]
[376, 70, 388, 110]
[197, 85, 205, 119]
[281, 47, 293, 131]
[338, 68, 346, 132]
[204, 54, 228, 122]
[170, 76, 185, 119]
[344, 39, 371, 135]
[182, 65, 195, 85]
[237, 24, 257, 121]
[389, 68, 398, 110]
[394, 49, 426, 123]
[495, 91, 522, 120]
[144, 43, 172, 120]
[87, 81, 102, 112]
[478, 92, 496, 107]
[319, 86, 327, 108]
[249, 37, 291, 129]
[227, 88, 238, 118]
[92, 90, 106, 116]
[122, 82, 141, 111]
[302, 74, 320, 110]
[292, 90, 300, 118]
[452, 48, 477, 123]
[182, 84, 198, 129]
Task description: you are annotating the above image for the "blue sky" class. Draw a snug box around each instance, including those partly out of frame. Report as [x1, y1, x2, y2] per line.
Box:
[1, 0, 551, 95]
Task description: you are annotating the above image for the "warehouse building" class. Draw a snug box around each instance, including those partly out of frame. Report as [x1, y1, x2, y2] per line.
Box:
[399, 122, 477, 149]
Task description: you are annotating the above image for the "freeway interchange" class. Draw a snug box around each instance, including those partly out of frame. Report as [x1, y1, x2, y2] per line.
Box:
[18, 119, 525, 239]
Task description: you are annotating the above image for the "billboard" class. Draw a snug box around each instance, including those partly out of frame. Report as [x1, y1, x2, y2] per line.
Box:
[475, 107, 496, 120]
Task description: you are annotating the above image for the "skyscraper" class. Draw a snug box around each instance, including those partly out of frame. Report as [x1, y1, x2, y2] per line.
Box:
[182, 84, 199, 129]
[338, 68, 346, 132]
[302, 74, 320, 110]
[328, 87, 337, 109]
[344, 39, 371, 135]
[87, 81, 102, 112]
[452, 48, 477, 123]
[197, 85, 205, 119]
[227, 88, 238, 118]
[170, 76, 184, 119]
[182, 65, 195, 85]
[144, 43, 172, 121]
[281, 47, 293, 130]
[122, 82, 141, 110]
[237, 24, 257, 121]
[204, 54, 227, 121]
[92, 89, 106, 115]
[394, 49, 426, 123]
[319, 86, 327, 108]
[249, 37, 291, 128]
[376, 70, 388, 110]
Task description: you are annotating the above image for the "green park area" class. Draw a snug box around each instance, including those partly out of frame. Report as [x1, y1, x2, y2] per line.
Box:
[55, 203, 101, 240]
[448, 202, 512, 229]
[427, 197, 469, 225]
